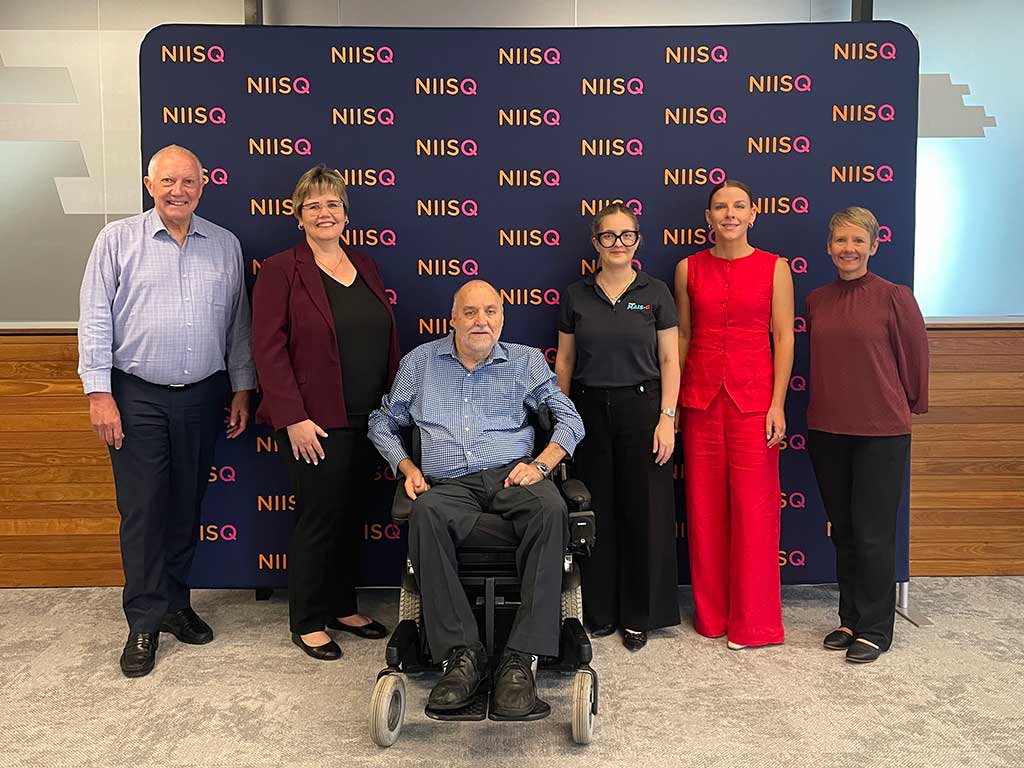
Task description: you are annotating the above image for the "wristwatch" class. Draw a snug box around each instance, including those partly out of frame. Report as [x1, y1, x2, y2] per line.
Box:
[660, 407, 676, 418]
[531, 460, 551, 478]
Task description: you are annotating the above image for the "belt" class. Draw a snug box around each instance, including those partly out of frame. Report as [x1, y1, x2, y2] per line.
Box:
[572, 379, 660, 396]
[114, 368, 220, 390]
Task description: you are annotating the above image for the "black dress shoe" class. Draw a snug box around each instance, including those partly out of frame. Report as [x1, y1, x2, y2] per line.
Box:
[492, 649, 537, 717]
[428, 645, 488, 711]
[326, 616, 388, 639]
[623, 629, 647, 652]
[589, 623, 617, 638]
[160, 607, 213, 645]
[291, 633, 342, 661]
[846, 638, 882, 664]
[120, 632, 158, 678]
[823, 628, 854, 651]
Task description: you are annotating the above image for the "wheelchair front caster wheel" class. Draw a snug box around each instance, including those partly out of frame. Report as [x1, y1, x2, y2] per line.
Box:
[571, 669, 596, 744]
[370, 673, 406, 747]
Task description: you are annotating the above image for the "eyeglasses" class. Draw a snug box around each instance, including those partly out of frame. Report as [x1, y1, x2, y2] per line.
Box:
[301, 200, 345, 213]
[595, 230, 639, 247]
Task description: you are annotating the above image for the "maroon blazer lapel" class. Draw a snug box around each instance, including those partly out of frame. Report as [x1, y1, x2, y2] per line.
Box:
[293, 240, 335, 331]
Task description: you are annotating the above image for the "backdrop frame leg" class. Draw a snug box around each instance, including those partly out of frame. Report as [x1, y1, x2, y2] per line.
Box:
[895, 581, 933, 626]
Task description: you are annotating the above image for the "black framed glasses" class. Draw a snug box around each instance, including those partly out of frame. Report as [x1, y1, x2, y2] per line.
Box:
[595, 230, 639, 247]
[301, 200, 345, 213]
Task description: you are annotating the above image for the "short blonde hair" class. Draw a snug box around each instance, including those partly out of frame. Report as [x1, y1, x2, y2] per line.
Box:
[828, 206, 879, 245]
[291, 164, 349, 220]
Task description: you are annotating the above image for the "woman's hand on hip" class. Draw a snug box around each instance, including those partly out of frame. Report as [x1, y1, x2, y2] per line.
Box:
[286, 419, 328, 465]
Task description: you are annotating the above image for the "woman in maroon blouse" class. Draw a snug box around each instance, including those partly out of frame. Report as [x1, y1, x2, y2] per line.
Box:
[805, 206, 928, 664]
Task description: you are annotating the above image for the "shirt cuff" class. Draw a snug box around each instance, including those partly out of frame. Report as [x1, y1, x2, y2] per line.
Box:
[550, 425, 580, 457]
[81, 370, 111, 394]
[229, 367, 257, 392]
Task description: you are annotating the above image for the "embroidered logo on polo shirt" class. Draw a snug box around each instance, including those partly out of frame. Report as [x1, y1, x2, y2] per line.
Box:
[626, 302, 652, 311]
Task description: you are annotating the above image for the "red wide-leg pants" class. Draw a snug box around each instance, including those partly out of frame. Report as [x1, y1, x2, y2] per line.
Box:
[683, 388, 784, 646]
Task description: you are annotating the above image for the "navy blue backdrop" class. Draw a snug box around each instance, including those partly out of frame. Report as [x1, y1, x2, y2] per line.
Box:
[139, 21, 919, 588]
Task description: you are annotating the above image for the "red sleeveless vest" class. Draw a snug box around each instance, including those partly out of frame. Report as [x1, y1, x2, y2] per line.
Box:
[680, 248, 778, 413]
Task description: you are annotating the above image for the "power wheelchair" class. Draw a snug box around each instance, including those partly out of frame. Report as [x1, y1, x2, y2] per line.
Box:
[369, 405, 599, 746]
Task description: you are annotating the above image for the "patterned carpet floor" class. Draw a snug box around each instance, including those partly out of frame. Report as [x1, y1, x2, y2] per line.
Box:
[1, 577, 1021, 768]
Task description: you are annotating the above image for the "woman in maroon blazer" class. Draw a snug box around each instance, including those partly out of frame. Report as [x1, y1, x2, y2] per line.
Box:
[253, 165, 400, 661]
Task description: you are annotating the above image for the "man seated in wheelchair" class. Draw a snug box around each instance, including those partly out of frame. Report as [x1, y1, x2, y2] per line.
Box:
[368, 280, 585, 718]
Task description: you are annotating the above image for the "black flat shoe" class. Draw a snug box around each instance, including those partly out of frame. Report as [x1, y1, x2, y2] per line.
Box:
[492, 650, 537, 717]
[291, 633, 342, 661]
[160, 607, 214, 645]
[326, 617, 388, 639]
[823, 628, 854, 651]
[428, 645, 488, 711]
[120, 632, 158, 678]
[589, 623, 617, 638]
[846, 638, 882, 664]
[623, 629, 647, 652]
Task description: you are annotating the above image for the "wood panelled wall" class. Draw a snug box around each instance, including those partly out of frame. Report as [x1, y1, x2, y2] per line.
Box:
[0, 327, 1021, 587]
[910, 326, 1024, 576]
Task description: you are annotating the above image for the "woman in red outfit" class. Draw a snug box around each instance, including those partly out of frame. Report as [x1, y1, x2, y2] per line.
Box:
[674, 180, 794, 650]
[806, 207, 928, 664]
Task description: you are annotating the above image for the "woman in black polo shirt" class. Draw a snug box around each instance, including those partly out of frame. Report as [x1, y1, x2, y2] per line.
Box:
[555, 203, 681, 651]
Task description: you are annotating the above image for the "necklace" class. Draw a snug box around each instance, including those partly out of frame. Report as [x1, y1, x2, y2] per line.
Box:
[315, 252, 346, 277]
[597, 271, 635, 304]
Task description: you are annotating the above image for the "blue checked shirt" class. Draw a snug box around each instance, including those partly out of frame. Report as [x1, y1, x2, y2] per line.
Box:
[78, 208, 256, 393]
[368, 334, 585, 480]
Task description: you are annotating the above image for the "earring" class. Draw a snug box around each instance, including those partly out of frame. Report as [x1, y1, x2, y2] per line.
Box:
[297, 223, 303, 230]
[748, 221, 754, 230]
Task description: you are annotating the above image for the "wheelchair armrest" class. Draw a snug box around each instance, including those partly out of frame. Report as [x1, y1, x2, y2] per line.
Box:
[559, 477, 595, 555]
[392, 480, 413, 524]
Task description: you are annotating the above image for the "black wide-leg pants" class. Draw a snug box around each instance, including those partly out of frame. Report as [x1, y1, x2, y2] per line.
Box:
[807, 430, 911, 650]
[279, 427, 374, 635]
[572, 382, 681, 632]
[108, 369, 229, 633]
[407, 459, 568, 661]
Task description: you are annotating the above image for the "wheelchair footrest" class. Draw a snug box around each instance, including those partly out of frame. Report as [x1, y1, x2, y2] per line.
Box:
[425, 691, 490, 721]
[488, 697, 551, 722]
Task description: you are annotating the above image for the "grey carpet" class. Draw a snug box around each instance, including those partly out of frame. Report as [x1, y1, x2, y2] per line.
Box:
[1, 577, 1021, 768]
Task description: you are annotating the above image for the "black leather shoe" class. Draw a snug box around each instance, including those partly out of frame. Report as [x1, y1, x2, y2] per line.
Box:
[326, 616, 388, 639]
[428, 645, 488, 711]
[492, 649, 537, 717]
[589, 623, 617, 638]
[623, 629, 647, 652]
[291, 633, 342, 661]
[120, 632, 158, 678]
[160, 607, 213, 645]
[846, 638, 882, 664]
[823, 628, 855, 651]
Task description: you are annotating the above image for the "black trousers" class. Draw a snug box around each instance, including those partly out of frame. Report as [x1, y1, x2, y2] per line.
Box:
[109, 369, 229, 633]
[279, 426, 374, 635]
[408, 459, 568, 660]
[571, 382, 681, 631]
[807, 430, 911, 650]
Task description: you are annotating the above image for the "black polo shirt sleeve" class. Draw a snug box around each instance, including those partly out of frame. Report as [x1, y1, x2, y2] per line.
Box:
[653, 280, 679, 331]
[558, 285, 576, 333]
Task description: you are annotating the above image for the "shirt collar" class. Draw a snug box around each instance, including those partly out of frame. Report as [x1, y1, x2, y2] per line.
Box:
[436, 333, 510, 366]
[145, 206, 208, 240]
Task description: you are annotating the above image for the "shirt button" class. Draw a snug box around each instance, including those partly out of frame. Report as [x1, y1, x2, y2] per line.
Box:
[184, 297, 190, 302]
[187, 347, 192, 351]
[464, 427, 469, 432]
[184, 369, 189, 374]
[187, 322, 192, 326]
[464, 398, 468, 402]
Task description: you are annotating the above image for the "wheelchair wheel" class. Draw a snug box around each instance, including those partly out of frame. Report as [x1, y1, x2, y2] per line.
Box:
[560, 574, 582, 623]
[571, 669, 595, 745]
[369, 673, 406, 747]
[398, 586, 422, 627]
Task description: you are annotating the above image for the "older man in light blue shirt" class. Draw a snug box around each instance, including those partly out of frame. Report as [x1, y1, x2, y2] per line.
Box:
[78, 144, 255, 678]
